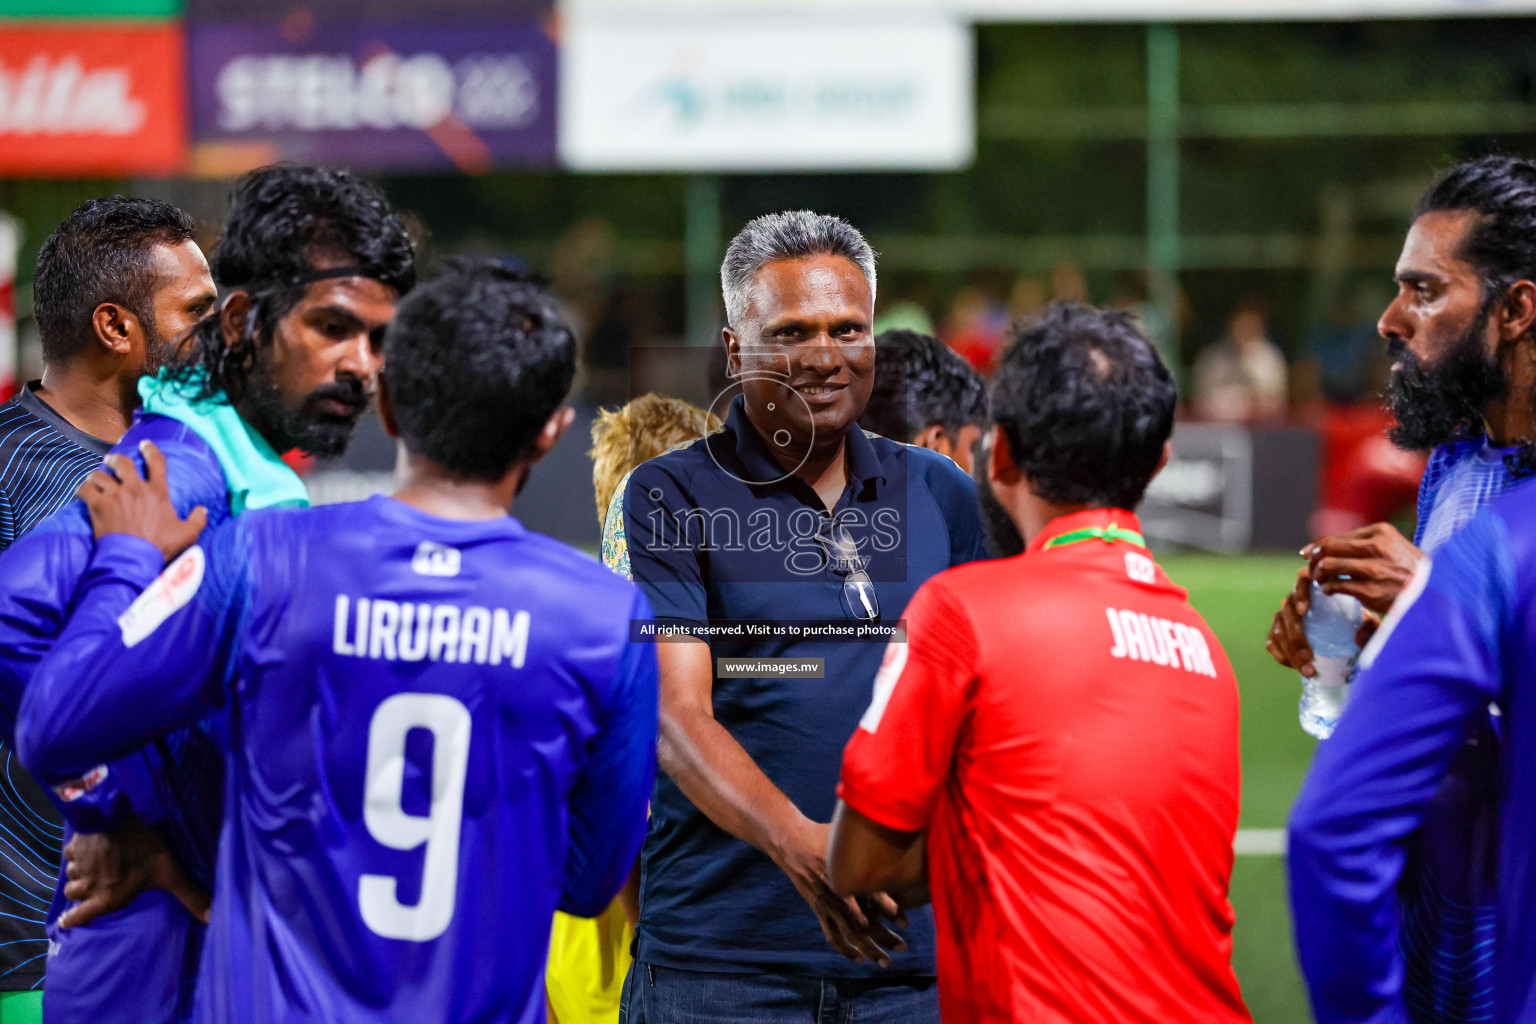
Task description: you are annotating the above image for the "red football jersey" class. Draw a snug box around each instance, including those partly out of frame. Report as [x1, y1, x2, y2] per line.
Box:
[839, 509, 1250, 1024]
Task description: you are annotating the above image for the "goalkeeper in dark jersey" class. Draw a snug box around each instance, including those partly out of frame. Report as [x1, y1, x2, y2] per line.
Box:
[0, 195, 215, 1022]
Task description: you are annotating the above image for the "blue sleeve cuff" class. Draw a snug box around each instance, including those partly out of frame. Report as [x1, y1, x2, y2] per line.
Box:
[52, 748, 170, 833]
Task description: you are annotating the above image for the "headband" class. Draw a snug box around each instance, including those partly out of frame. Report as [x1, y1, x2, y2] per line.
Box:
[226, 266, 386, 298]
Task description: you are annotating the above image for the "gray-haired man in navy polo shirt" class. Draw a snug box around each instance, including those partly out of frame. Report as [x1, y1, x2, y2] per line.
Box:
[611, 211, 987, 1022]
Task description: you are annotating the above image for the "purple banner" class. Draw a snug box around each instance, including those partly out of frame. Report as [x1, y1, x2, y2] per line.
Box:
[189, 0, 552, 20]
[190, 21, 556, 173]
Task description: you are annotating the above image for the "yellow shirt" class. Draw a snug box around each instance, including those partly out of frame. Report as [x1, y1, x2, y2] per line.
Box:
[546, 481, 638, 1024]
[546, 904, 633, 1024]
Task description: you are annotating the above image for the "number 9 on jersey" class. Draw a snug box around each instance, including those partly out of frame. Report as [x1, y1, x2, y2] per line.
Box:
[359, 692, 473, 942]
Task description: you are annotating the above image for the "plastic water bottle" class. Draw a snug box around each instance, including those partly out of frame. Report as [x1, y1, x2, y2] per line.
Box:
[1299, 581, 1363, 740]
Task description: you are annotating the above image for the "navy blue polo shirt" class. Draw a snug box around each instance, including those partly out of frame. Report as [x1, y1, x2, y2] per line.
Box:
[620, 395, 987, 976]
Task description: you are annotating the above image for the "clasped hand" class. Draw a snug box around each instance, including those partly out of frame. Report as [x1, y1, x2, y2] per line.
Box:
[774, 818, 909, 968]
[1266, 522, 1424, 676]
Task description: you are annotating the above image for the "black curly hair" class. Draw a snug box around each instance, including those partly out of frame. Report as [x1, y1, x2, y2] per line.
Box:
[990, 301, 1177, 511]
[860, 329, 987, 443]
[1411, 155, 1536, 474]
[384, 260, 576, 481]
[33, 196, 197, 365]
[170, 164, 416, 402]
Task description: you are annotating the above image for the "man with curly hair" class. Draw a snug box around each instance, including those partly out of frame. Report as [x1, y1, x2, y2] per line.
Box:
[589, 395, 721, 527]
[829, 303, 1250, 1024]
[17, 261, 654, 1024]
[0, 163, 415, 1024]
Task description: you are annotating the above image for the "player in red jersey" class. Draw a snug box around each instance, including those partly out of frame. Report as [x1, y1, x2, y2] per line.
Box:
[828, 302, 1251, 1024]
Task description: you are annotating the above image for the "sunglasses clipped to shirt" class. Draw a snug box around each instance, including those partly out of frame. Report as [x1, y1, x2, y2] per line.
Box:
[815, 518, 880, 622]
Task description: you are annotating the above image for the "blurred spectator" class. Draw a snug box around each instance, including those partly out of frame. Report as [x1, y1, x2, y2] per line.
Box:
[874, 299, 936, 337]
[1051, 260, 1089, 303]
[942, 285, 1008, 374]
[552, 217, 640, 405]
[584, 285, 651, 406]
[1193, 300, 1288, 421]
[1007, 275, 1047, 322]
[860, 329, 988, 474]
[550, 216, 617, 342]
[1110, 270, 1181, 376]
[1306, 285, 1392, 405]
[1301, 285, 1424, 537]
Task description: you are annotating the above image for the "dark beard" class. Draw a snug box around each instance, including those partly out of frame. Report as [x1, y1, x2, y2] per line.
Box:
[242, 366, 369, 459]
[974, 463, 1026, 558]
[1387, 305, 1507, 451]
[140, 307, 167, 377]
[123, 309, 171, 414]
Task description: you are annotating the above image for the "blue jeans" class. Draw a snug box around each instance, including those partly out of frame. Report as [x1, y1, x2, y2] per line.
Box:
[620, 962, 939, 1024]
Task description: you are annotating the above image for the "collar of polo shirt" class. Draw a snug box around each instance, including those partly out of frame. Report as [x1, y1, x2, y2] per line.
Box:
[720, 395, 889, 496]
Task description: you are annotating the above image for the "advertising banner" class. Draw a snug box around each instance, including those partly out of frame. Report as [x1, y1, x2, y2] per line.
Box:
[558, 16, 973, 172]
[960, 0, 1536, 20]
[1139, 423, 1317, 553]
[1, 0, 179, 14]
[190, 21, 557, 174]
[0, 25, 187, 177]
[187, 0, 548, 20]
[562, 0, 1536, 21]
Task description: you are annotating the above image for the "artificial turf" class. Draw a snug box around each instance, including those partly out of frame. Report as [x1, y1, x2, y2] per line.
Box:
[1162, 553, 1316, 1024]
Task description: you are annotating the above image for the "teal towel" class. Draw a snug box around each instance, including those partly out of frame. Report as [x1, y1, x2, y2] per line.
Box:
[138, 373, 310, 514]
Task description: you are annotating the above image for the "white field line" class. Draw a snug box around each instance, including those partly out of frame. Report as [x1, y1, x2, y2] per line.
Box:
[1234, 828, 1286, 856]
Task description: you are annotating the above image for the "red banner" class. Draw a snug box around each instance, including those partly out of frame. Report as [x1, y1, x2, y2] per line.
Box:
[0, 25, 187, 177]
[0, 214, 15, 403]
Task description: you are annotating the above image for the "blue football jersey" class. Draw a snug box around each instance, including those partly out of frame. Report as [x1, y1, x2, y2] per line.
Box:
[0, 411, 240, 1023]
[1399, 436, 1524, 1024]
[1288, 478, 1536, 1024]
[18, 495, 657, 1024]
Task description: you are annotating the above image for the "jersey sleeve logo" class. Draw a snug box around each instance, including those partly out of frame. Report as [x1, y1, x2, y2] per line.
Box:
[1125, 551, 1157, 584]
[411, 542, 461, 578]
[859, 639, 909, 734]
[54, 764, 109, 803]
[118, 544, 205, 648]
